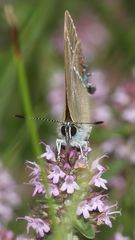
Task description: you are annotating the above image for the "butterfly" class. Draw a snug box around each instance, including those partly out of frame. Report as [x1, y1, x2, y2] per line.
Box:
[56, 11, 97, 158]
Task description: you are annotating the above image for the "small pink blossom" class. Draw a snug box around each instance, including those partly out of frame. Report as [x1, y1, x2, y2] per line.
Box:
[97, 203, 120, 228]
[19, 216, 50, 237]
[89, 194, 105, 212]
[76, 200, 91, 219]
[48, 165, 65, 184]
[97, 212, 112, 227]
[26, 161, 41, 179]
[69, 150, 77, 159]
[74, 159, 87, 169]
[63, 162, 71, 169]
[60, 175, 80, 194]
[29, 179, 45, 196]
[40, 142, 56, 161]
[91, 155, 106, 173]
[48, 184, 59, 197]
[26, 161, 45, 196]
[90, 172, 108, 190]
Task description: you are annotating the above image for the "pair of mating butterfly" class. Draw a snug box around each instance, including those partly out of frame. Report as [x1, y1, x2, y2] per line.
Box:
[16, 11, 103, 156]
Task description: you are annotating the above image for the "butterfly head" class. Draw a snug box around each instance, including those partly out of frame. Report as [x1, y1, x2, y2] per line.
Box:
[57, 120, 92, 147]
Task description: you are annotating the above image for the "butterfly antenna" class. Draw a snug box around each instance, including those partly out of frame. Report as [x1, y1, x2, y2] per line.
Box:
[74, 120, 104, 125]
[93, 121, 104, 125]
[14, 114, 62, 124]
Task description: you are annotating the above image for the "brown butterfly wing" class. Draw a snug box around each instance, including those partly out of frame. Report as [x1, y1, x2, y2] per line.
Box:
[64, 11, 90, 123]
[64, 10, 78, 121]
[71, 42, 91, 123]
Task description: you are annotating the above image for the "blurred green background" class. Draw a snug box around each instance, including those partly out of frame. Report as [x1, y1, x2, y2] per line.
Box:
[0, 0, 135, 239]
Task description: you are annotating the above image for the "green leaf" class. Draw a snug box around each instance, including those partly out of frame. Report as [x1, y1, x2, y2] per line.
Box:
[74, 218, 95, 239]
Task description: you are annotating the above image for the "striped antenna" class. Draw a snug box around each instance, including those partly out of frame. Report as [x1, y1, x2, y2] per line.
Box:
[74, 120, 104, 125]
[14, 114, 62, 124]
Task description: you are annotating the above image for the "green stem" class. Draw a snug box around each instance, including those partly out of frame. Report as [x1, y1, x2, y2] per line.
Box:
[15, 55, 41, 158]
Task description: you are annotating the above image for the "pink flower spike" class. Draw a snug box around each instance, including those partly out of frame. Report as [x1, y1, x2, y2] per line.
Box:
[90, 172, 108, 190]
[18, 216, 50, 237]
[89, 194, 105, 212]
[48, 165, 65, 184]
[91, 154, 107, 173]
[60, 175, 80, 194]
[26, 161, 41, 178]
[76, 200, 91, 219]
[48, 184, 59, 197]
[39, 142, 56, 162]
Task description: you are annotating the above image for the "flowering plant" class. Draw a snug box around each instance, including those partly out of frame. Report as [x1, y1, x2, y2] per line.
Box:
[19, 141, 120, 239]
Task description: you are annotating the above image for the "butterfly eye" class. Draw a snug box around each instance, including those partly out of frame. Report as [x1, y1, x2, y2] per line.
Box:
[61, 125, 77, 137]
[71, 126, 77, 136]
[61, 126, 66, 136]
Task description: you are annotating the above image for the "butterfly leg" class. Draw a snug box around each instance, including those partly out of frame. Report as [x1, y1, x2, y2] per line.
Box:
[56, 139, 63, 161]
[79, 141, 89, 162]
